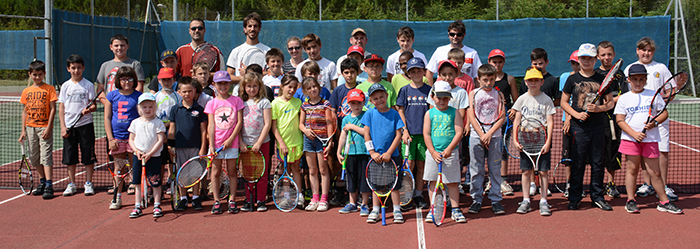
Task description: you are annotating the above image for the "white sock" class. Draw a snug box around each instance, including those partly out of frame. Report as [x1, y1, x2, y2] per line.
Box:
[373, 206, 380, 211]
[192, 195, 199, 199]
[393, 205, 401, 211]
[523, 198, 530, 203]
[180, 196, 187, 200]
[540, 199, 548, 204]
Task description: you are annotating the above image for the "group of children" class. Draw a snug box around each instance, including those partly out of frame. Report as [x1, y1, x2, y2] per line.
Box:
[18, 24, 683, 222]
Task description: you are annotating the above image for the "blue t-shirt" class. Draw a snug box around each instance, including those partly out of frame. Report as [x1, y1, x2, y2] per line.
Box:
[559, 72, 572, 122]
[396, 83, 431, 135]
[294, 87, 331, 103]
[330, 84, 356, 127]
[361, 108, 405, 157]
[429, 107, 456, 152]
[107, 90, 142, 140]
[169, 102, 207, 148]
[342, 112, 368, 155]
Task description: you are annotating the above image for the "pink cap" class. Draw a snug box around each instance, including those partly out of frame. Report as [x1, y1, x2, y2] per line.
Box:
[567, 50, 579, 63]
[347, 88, 365, 102]
[438, 60, 458, 71]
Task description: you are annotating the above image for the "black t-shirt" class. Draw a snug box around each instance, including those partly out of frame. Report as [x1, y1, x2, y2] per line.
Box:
[594, 67, 628, 117]
[495, 72, 513, 108]
[519, 72, 560, 103]
[563, 71, 610, 128]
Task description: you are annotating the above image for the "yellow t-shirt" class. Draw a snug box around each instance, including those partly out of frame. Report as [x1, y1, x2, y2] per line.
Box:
[271, 97, 303, 148]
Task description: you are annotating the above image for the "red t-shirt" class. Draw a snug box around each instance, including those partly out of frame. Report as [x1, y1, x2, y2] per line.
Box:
[176, 42, 223, 77]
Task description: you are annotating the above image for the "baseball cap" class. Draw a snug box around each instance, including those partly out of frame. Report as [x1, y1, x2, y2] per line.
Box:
[364, 54, 385, 65]
[347, 88, 365, 102]
[160, 49, 176, 61]
[351, 28, 366, 36]
[524, 67, 543, 80]
[567, 50, 579, 63]
[347, 45, 365, 57]
[213, 71, 231, 83]
[367, 83, 387, 96]
[406, 57, 425, 72]
[488, 49, 506, 59]
[158, 67, 176, 79]
[438, 60, 458, 71]
[628, 64, 647, 75]
[578, 43, 597, 57]
[432, 81, 452, 98]
[138, 92, 156, 104]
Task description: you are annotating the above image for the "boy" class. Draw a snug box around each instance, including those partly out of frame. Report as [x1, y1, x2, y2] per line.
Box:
[446, 49, 475, 193]
[96, 34, 145, 93]
[191, 61, 214, 107]
[337, 89, 371, 215]
[423, 80, 466, 223]
[294, 33, 338, 91]
[148, 50, 182, 94]
[338, 46, 369, 86]
[467, 64, 505, 215]
[558, 50, 580, 198]
[361, 84, 405, 224]
[561, 43, 615, 211]
[19, 60, 58, 199]
[59, 55, 98, 196]
[356, 54, 397, 109]
[331, 52, 362, 127]
[263, 48, 285, 98]
[390, 52, 416, 92]
[168, 77, 208, 211]
[154, 67, 182, 193]
[386, 26, 428, 82]
[512, 67, 556, 216]
[294, 61, 332, 102]
[396, 57, 432, 209]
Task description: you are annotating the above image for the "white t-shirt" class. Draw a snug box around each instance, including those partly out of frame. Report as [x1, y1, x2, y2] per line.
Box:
[128, 117, 166, 156]
[263, 74, 283, 97]
[58, 78, 96, 128]
[512, 92, 556, 127]
[426, 44, 482, 79]
[426, 85, 469, 110]
[336, 51, 372, 75]
[386, 49, 428, 76]
[295, 57, 338, 92]
[623, 60, 674, 126]
[614, 89, 665, 143]
[154, 89, 182, 124]
[226, 42, 271, 76]
[241, 98, 272, 145]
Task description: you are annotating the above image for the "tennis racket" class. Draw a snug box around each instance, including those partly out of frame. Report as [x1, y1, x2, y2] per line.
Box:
[430, 159, 447, 227]
[140, 156, 149, 208]
[641, 72, 689, 134]
[108, 158, 133, 204]
[503, 117, 520, 159]
[192, 43, 219, 71]
[239, 147, 266, 211]
[516, 117, 548, 176]
[169, 154, 179, 212]
[552, 159, 571, 194]
[240, 47, 266, 71]
[177, 146, 224, 188]
[18, 141, 33, 195]
[340, 130, 351, 180]
[473, 87, 504, 159]
[399, 142, 415, 207]
[584, 59, 623, 114]
[366, 159, 399, 226]
[308, 106, 336, 161]
[64, 90, 102, 138]
[273, 153, 300, 212]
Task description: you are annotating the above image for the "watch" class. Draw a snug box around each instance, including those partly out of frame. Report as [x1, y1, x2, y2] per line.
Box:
[653, 120, 659, 126]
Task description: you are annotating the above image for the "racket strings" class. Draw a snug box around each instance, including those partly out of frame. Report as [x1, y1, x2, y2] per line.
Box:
[518, 122, 547, 153]
[273, 177, 298, 211]
[433, 192, 445, 220]
[177, 159, 207, 187]
[399, 172, 414, 205]
[367, 162, 397, 194]
[239, 154, 265, 181]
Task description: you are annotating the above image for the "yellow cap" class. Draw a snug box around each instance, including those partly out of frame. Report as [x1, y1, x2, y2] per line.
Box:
[524, 68, 543, 80]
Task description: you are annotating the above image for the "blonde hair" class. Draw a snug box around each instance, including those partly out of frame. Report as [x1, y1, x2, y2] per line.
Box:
[239, 72, 266, 102]
[137, 100, 156, 118]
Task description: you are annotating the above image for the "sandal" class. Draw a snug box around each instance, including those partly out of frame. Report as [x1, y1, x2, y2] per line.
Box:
[107, 186, 115, 195]
[127, 185, 136, 195]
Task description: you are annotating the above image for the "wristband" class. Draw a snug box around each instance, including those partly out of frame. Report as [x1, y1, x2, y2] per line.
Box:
[365, 141, 374, 151]
[168, 139, 176, 147]
[653, 120, 659, 127]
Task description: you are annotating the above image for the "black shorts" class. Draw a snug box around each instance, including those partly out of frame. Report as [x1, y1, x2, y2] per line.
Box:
[603, 119, 622, 171]
[519, 152, 551, 171]
[62, 123, 97, 166]
[345, 155, 370, 193]
[160, 145, 172, 165]
[131, 155, 162, 187]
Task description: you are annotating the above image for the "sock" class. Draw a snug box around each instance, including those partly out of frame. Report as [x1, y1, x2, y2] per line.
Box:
[660, 200, 669, 205]
[627, 199, 636, 203]
[312, 194, 320, 202]
[180, 196, 187, 200]
[373, 206, 380, 211]
[540, 199, 547, 204]
[320, 194, 328, 203]
[116, 193, 122, 198]
[135, 203, 142, 209]
[523, 198, 530, 203]
[68, 182, 75, 187]
[393, 205, 401, 211]
[154, 202, 161, 207]
[530, 182, 536, 186]
[46, 180, 53, 186]
[193, 195, 199, 200]
[40, 178, 46, 184]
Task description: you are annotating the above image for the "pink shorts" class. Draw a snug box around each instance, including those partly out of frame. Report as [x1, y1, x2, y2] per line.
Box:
[618, 140, 660, 158]
[109, 139, 134, 155]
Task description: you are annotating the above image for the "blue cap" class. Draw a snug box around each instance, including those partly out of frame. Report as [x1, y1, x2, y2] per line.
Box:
[628, 64, 647, 76]
[406, 57, 425, 72]
[138, 92, 156, 104]
[367, 83, 387, 96]
[160, 49, 176, 61]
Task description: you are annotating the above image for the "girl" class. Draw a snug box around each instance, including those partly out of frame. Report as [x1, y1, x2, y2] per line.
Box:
[102, 66, 142, 210]
[272, 74, 305, 208]
[298, 77, 335, 211]
[283, 36, 304, 75]
[613, 64, 682, 214]
[128, 93, 167, 218]
[205, 71, 245, 214]
[238, 72, 272, 212]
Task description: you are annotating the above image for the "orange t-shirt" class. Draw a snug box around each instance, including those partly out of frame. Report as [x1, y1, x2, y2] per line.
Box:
[20, 83, 58, 127]
[454, 74, 475, 93]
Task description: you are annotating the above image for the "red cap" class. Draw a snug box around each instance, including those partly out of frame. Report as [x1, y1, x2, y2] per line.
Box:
[347, 88, 365, 102]
[364, 54, 385, 65]
[158, 67, 176, 79]
[488, 49, 506, 59]
[438, 60, 458, 71]
[347, 45, 365, 57]
[567, 50, 579, 63]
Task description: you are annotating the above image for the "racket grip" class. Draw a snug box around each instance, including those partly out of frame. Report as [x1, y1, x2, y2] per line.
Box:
[340, 169, 346, 180]
[381, 207, 386, 226]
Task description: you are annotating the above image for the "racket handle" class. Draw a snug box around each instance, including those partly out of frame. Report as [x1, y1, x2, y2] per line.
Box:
[340, 169, 346, 180]
[381, 207, 386, 226]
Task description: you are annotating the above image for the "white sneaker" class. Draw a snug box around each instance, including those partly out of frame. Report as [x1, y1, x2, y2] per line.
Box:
[63, 183, 77, 196]
[501, 181, 514, 195]
[665, 186, 679, 201]
[84, 182, 95, 196]
[529, 182, 537, 196]
[109, 198, 122, 210]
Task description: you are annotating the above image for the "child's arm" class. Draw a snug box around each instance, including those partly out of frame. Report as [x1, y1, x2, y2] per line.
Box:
[42, 101, 56, 140]
[145, 132, 167, 162]
[543, 114, 554, 154]
[363, 126, 380, 162]
[342, 123, 364, 134]
[222, 109, 244, 149]
[336, 129, 348, 163]
[59, 102, 67, 138]
[397, 105, 411, 144]
[616, 114, 645, 142]
[272, 119, 289, 155]
[168, 122, 176, 140]
[507, 75, 520, 119]
[18, 104, 27, 142]
[102, 100, 118, 151]
[251, 108, 273, 153]
[442, 110, 464, 159]
[298, 109, 316, 139]
[512, 111, 523, 150]
[381, 129, 402, 163]
[560, 92, 587, 121]
[459, 108, 468, 136]
[586, 93, 615, 113]
[199, 121, 208, 156]
[330, 79, 338, 91]
[128, 131, 140, 159]
[207, 113, 216, 153]
[422, 111, 441, 163]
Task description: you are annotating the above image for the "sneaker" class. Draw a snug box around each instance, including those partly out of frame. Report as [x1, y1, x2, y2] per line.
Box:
[192, 197, 203, 210]
[501, 181, 514, 196]
[400, 202, 415, 212]
[32, 183, 45, 196]
[516, 201, 531, 214]
[297, 195, 305, 208]
[153, 206, 163, 218]
[606, 182, 620, 198]
[581, 191, 587, 198]
[451, 209, 467, 223]
[414, 196, 429, 209]
[42, 185, 54, 199]
[339, 203, 358, 214]
[539, 202, 551, 216]
[129, 207, 142, 218]
[165, 187, 172, 196]
[109, 198, 122, 210]
[366, 210, 379, 223]
[564, 182, 570, 198]
[393, 211, 404, 223]
[63, 183, 77, 196]
[176, 199, 188, 211]
[592, 200, 613, 211]
[484, 180, 492, 195]
[241, 201, 253, 212]
[467, 202, 481, 214]
[359, 204, 370, 216]
[567, 200, 580, 210]
[305, 201, 319, 211]
[492, 202, 505, 215]
[636, 183, 652, 197]
[228, 202, 240, 214]
[425, 212, 434, 223]
[665, 186, 679, 201]
[317, 202, 328, 212]
[256, 201, 267, 212]
[657, 202, 683, 214]
[529, 182, 537, 196]
[625, 200, 639, 213]
[459, 184, 470, 195]
[84, 182, 95, 196]
[211, 201, 222, 214]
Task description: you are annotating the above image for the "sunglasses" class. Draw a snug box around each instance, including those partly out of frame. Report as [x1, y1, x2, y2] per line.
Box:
[190, 26, 205, 31]
[448, 32, 464, 37]
[288, 46, 302, 51]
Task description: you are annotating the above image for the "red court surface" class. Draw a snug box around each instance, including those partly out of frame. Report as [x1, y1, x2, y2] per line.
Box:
[1, 188, 699, 248]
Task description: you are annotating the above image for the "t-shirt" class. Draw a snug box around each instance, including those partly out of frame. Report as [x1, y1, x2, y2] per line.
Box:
[469, 87, 503, 137]
[562, 72, 610, 128]
[559, 71, 574, 122]
[106, 90, 142, 140]
[155, 89, 182, 124]
[58, 78, 95, 128]
[294, 57, 338, 91]
[226, 42, 271, 76]
[176, 42, 225, 77]
[241, 98, 272, 146]
[361, 107, 404, 157]
[169, 102, 206, 148]
[613, 89, 665, 142]
[512, 92, 556, 127]
[396, 83, 431, 135]
[595, 66, 629, 117]
[204, 95, 245, 149]
[96, 59, 145, 93]
[282, 60, 298, 76]
[454, 74, 476, 94]
[426, 85, 469, 111]
[337, 71, 369, 86]
[263, 74, 283, 98]
[330, 84, 356, 125]
[493, 73, 512, 108]
[355, 80, 397, 109]
[293, 87, 332, 103]
[623, 61, 673, 127]
[128, 117, 166, 156]
[271, 98, 303, 148]
[20, 83, 58, 128]
[391, 74, 429, 94]
[342, 112, 368, 155]
[386, 49, 428, 76]
[428, 107, 456, 152]
[426, 44, 482, 79]
[301, 99, 332, 137]
[519, 72, 560, 102]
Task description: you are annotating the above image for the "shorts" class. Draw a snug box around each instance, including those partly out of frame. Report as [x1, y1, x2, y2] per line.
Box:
[519, 152, 551, 171]
[215, 148, 239, 159]
[26, 126, 53, 167]
[160, 144, 173, 165]
[278, 145, 304, 163]
[62, 123, 97, 166]
[175, 147, 199, 168]
[658, 123, 670, 152]
[345, 154, 371, 193]
[131, 155, 162, 187]
[618, 140, 660, 158]
[423, 149, 461, 183]
[603, 119, 622, 171]
[109, 139, 133, 155]
[405, 135, 427, 161]
[303, 135, 324, 153]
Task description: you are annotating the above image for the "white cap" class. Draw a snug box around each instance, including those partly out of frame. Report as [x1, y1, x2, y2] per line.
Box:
[432, 80, 452, 98]
[578, 43, 597, 57]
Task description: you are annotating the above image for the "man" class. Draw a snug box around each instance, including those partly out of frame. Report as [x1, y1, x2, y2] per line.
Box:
[425, 20, 482, 85]
[176, 18, 225, 77]
[226, 12, 270, 84]
[336, 28, 372, 79]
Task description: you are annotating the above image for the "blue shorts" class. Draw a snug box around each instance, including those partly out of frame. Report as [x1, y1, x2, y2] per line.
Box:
[303, 135, 324, 153]
[215, 148, 239, 159]
[131, 155, 162, 187]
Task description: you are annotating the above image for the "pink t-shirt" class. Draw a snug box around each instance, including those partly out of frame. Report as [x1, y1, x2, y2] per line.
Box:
[205, 95, 245, 149]
[454, 74, 475, 93]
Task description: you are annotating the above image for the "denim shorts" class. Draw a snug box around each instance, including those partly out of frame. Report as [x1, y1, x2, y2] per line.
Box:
[303, 135, 324, 153]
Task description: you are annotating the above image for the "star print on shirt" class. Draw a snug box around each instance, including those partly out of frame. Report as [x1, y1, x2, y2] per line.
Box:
[219, 112, 230, 123]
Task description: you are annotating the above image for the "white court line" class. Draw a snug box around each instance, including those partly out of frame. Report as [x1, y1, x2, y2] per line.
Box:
[671, 141, 700, 153]
[416, 207, 426, 249]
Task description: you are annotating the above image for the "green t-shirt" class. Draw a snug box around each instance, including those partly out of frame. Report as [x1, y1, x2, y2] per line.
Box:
[391, 74, 429, 96]
[356, 80, 396, 110]
[428, 107, 456, 152]
[271, 97, 303, 148]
